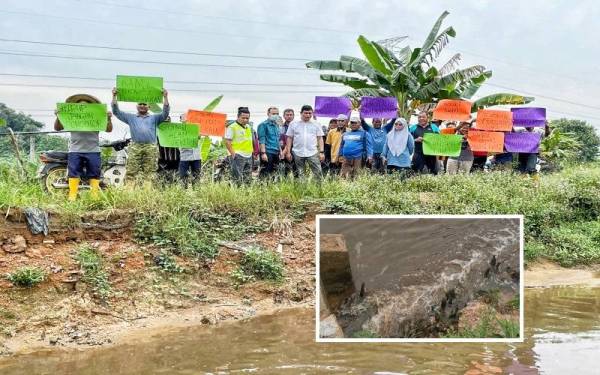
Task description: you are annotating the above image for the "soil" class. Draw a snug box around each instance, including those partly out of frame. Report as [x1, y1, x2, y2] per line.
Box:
[525, 259, 600, 287]
[0, 209, 315, 355]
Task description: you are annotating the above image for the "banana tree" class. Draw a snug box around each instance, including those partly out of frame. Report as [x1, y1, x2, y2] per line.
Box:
[306, 11, 534, 120]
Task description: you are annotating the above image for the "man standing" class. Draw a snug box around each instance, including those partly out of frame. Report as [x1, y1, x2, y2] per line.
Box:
[224, 107, 254, 185]
[517, 122, 550, 176]
[339, 117, 373, 179]
[111, 87, 169, 184]
[257, 107, 282, 180]
[284, 105, 325, 181]
[280, 108, 297, 178]
[409, 112, 440, 174]
[325, 114, 348, 176]
[360, 116, 395, 173]
[54, 94, 113, 201]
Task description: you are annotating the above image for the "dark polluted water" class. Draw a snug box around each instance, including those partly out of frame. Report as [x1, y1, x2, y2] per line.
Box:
[0, 287, 598, 374]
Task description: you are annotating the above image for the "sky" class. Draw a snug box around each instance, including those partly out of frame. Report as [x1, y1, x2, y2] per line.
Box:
[1, 0, 599, 140]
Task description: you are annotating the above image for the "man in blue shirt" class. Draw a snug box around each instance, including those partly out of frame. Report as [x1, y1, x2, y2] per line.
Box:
[257, 106, 282, 180]
[360, 116, 395, 174]
[111, 87, 170, 184]
[409, 112, 440, 175]
[339, 117, 373, 179]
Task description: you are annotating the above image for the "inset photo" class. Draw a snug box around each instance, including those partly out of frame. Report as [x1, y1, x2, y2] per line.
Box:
[317, 215, 523, 342]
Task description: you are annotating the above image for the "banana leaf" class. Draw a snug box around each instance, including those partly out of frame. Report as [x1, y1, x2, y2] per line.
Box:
[203, 95, 223, 112]
[357, 35, 393, 76]
[471, 93, 534, 112]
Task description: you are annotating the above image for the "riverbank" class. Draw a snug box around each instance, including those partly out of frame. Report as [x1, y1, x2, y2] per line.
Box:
[525, 259, 600, 287]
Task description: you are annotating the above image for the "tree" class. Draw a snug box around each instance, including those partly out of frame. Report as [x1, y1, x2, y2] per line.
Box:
[306, 11, 534, 119]
[540, 129, 580, 170]
[549, 118, 600, 162]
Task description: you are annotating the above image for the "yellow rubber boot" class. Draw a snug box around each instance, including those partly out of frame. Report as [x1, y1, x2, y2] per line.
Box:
[68, 178, 80, 201]
[89, 178, 101, 199]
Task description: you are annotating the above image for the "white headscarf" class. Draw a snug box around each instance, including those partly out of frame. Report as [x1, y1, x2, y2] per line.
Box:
[386, 118, 409, 157]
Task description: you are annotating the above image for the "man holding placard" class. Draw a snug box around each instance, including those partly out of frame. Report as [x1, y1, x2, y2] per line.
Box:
[446, 121, 474, 174]
[409, 112, 440, 174]
[54, 94, 112, 201]
[111, 86, 170, 184]
[225, 107, 254, 185]
[360, 116, 395, 174]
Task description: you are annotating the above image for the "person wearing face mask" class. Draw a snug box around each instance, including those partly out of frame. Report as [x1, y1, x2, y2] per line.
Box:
[382, 118, 414, 177]
[280, 108, 298, 178]
[257, 107, 283, 180]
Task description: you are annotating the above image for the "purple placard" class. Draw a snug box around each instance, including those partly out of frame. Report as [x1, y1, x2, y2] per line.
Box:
[360, 97, 398, 118]
[504, 132, 541, 153]
[511, 107, 546, 127]
[314, 96, 351, 118]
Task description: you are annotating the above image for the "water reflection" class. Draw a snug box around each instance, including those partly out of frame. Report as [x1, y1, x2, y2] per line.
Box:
[0, 287, 598, 374]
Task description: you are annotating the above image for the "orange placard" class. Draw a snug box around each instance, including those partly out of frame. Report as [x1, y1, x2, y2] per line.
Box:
[467, 131, 504, 153]
[186, 110, 227, 137]
[476, 109, 513, 131]
[440, 128, 456, 135]
[432, 100, 472, 121]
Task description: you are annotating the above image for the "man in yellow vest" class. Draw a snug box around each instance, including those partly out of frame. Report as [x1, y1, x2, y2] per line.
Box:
[224, 107, 254, 184]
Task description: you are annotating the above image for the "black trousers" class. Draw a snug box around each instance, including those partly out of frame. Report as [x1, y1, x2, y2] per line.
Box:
[259, 153, 281, 179]
[412, 152, 438, 175]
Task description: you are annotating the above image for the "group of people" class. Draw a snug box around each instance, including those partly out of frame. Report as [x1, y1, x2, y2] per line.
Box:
[53, 89, 547, 199]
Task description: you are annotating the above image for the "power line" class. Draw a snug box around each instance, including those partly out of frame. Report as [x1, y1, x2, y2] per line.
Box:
[0, 38, 314, 62]
[0, 9, 353, 47]
[0, 73, 331, 87]
[0, 50, 314, 72]
[0, 82, 343, 94]
[81, 0, 356, 35]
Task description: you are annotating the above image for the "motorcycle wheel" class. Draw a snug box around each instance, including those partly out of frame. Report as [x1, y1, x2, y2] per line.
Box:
[42, 166, 69, 194]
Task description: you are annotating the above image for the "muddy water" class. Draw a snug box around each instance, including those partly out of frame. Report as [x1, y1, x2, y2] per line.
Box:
[1, 287, 598, 374]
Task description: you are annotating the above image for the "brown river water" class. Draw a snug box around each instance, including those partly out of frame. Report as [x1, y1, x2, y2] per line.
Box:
[0, 287, 598, 374]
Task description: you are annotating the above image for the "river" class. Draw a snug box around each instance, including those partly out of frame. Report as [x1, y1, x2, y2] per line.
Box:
[0, 287, 598, 374]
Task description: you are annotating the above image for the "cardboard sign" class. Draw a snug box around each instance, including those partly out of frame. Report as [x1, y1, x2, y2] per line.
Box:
[504, 132, 541, 153]
[467, 131, 504, 153]
[511, 107, 546, 127]
[440, 128, 456, 135]
[314, 96, 351, 118]
[116, 75, 163, 103]
[360, 97, 397, 118]
[432, 100, 472, 121]
[157, 123, 199, 148]
[56, 103, 107, 132]
[476, 109, 513, 131]
[186, 110, 227, 137]
[423, 133, 463, 157]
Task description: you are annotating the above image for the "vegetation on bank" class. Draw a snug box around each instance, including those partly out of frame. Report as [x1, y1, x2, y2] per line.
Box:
[5, 266, 46, 287]
[1, 162, 600, 267]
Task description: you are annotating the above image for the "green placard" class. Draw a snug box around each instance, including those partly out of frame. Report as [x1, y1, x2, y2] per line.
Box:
[157, 123, 199, 148]
[423, 133, 463, 157]
[116, 75, 163, 103]
[56, 103, 108, 132]
[0, 117, 6, 127]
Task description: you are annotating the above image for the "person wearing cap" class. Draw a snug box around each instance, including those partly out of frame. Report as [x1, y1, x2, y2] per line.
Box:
[325, 114, 348, 176]
[284, 105, 325, 181]
[360, 116, 396, 173]
[257, 107, 283, 180]
[446, 121, 474, 174]
[381, 118, 414, 176]
[409, 111, 440, 174]
[225, 107, 254, 185]
[111, 87, 170, 184]
[339, 116, 373, 179]
[54, 94, 113, 201]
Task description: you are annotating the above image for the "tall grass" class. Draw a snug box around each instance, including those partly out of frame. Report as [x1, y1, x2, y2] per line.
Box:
[1, 160, 600, 265]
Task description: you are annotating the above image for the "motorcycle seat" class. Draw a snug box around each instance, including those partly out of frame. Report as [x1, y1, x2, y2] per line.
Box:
[45, 151, 68, 161]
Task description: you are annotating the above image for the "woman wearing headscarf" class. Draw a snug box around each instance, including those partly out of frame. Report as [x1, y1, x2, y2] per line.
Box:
[381, 118, 414, 176]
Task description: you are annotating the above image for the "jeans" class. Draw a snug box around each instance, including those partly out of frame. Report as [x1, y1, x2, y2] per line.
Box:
[293, 152, 322, 181]
[178, 159, 201, 184]
[518, 153, 538, 174]
[230, 154, 252, 185]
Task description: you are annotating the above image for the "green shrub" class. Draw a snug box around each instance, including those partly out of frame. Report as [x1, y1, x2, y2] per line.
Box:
[153, 251, 184, 273]
[238, 247, 284, 282]
[542, 222, 600, 266]
[6, 266, 46, 287]
[75, 244, 111, 299]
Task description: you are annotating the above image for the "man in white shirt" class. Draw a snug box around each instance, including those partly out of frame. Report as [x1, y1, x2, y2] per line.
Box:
[284, 105, 325, 181]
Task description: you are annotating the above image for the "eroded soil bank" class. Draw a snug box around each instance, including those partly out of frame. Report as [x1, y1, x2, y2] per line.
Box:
[0, 209, 315, 355]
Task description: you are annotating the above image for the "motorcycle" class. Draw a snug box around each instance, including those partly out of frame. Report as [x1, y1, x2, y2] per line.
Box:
[37, 139, 130, 193]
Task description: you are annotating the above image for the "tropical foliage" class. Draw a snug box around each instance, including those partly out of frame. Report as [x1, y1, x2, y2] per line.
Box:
[306, 11, 534, 119]
[549, 118, 600, 162]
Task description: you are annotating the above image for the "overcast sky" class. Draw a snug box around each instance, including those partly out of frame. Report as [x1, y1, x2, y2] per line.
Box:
[1, 0, 599, 140]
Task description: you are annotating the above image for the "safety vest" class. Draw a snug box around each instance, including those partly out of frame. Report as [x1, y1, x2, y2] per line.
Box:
[230, 122, 254, 155]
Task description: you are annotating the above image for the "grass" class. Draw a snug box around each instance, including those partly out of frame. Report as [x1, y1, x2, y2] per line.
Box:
[5, 266, 46, 287]
[231, 247, 285, 287]
[442, 307, 519, 338]
[2, 160, 600, 266]
[74, 244, 111, 299]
